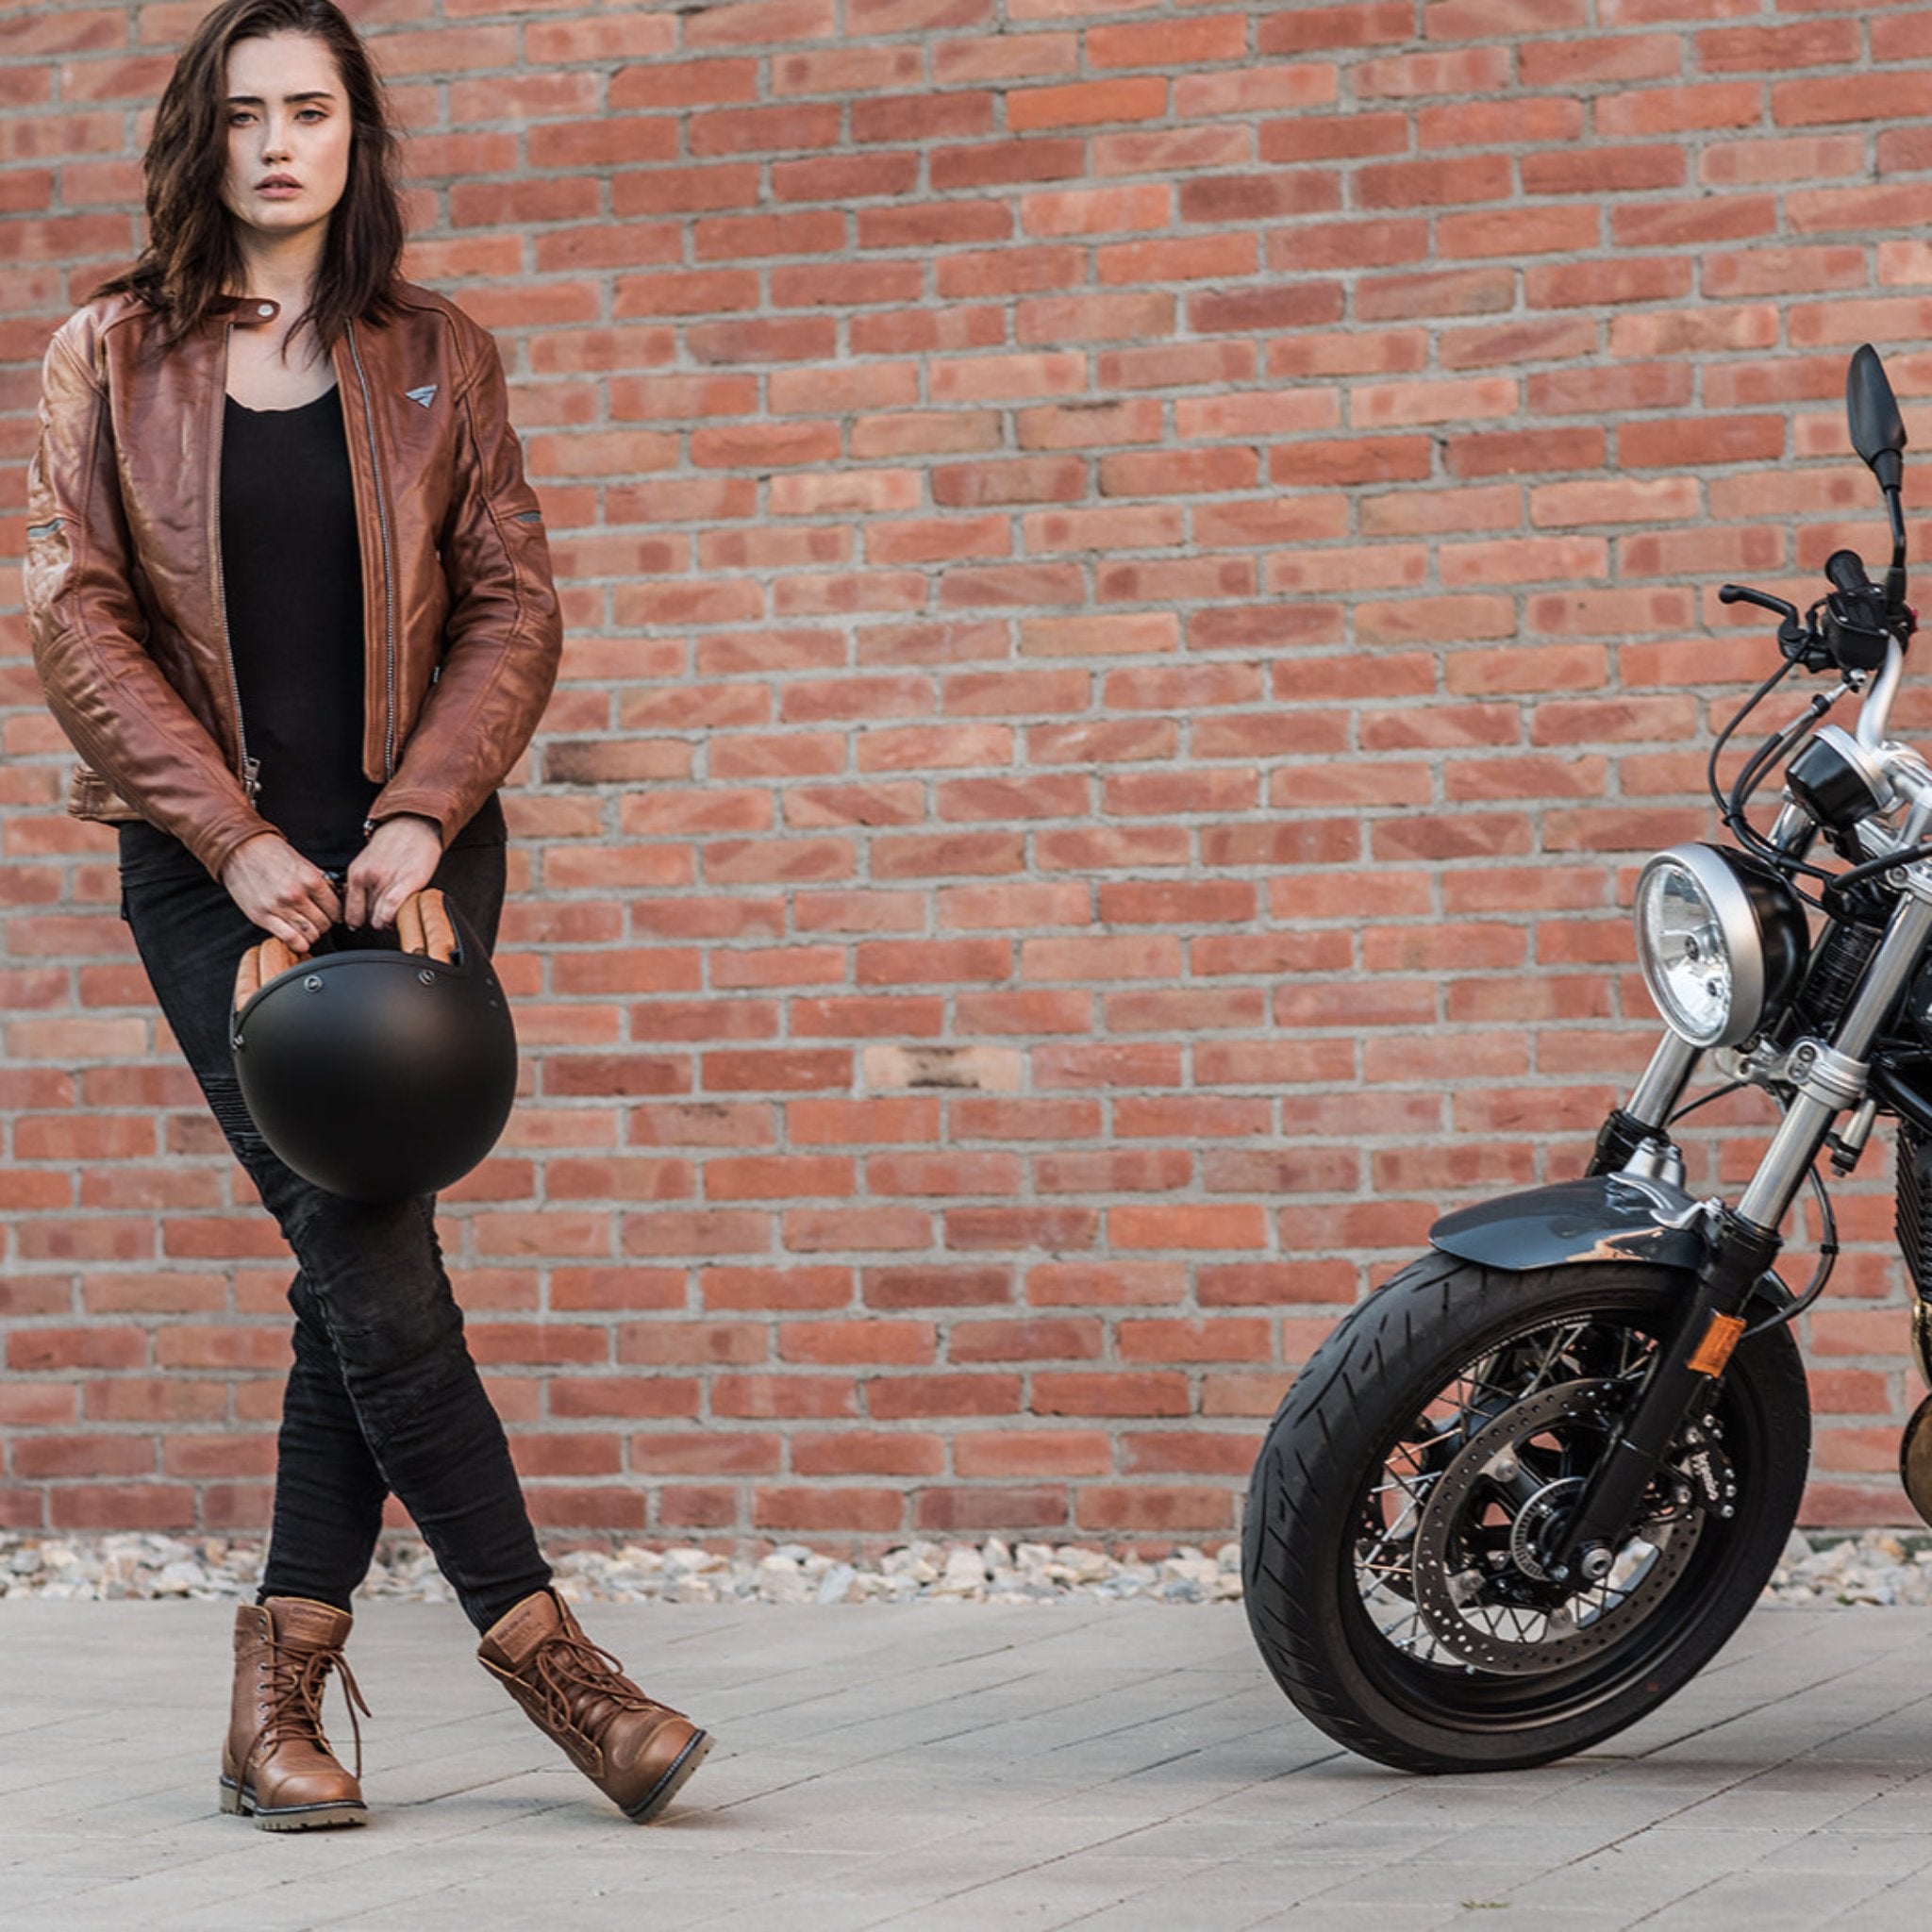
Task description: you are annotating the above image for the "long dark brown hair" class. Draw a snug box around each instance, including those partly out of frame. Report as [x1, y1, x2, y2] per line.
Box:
[92, 0, 407, 353]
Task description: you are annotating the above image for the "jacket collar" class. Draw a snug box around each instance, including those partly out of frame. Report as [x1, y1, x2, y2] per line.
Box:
[208, 294, 282, 327]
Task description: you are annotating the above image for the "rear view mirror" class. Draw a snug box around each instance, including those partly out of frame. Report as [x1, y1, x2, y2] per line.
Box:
[1848, 342, 1906, 492]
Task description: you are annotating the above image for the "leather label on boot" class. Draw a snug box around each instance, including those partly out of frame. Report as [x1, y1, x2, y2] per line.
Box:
[481, 1592, 558, 1667]
[273, 1599, 352, 1646]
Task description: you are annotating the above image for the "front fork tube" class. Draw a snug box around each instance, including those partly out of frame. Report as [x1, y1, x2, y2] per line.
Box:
[1586, 1033, 1701, 1177]
[1626, 1030, 1701, 1130]
[1553, 1209, 1778, 1580]
[1561, 884, 1932, 1576]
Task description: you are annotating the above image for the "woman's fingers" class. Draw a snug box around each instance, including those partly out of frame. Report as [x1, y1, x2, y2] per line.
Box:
[281, 888, 338, 944]
[346, 817, 442, 931]
[220, 834, 341, 948]
[373, 867, 434, 933]
[343, 864, 385, 931]
[357, 868, 412, 933]
[303, 877, 341, 932]
[273, 873, 339, 949]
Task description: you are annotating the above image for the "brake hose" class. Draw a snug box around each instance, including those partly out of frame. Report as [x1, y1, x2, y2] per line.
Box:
[1742, 1159, 1837, 1341]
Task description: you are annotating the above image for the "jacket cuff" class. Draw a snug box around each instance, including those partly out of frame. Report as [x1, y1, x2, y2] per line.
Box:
[191, 809, 281, 883]
[363, 791, 453, 846]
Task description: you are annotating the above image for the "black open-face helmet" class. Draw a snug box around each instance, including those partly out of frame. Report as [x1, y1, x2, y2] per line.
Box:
[229, 889, 517, 1202]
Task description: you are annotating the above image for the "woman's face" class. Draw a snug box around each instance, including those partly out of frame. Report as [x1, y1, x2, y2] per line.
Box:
[220, 31, 352, 248]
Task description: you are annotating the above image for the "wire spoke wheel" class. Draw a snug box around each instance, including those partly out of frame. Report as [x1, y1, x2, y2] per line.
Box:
[1399, 1375, 1702, 1674]
[1243, 1258, 1809, 1773]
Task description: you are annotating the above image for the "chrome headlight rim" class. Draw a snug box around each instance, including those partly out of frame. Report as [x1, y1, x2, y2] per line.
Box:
[1634, 842, 1794, 1050]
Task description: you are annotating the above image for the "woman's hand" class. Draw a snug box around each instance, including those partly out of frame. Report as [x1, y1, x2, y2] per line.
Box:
[344, 814, 443, 931]
[221, 834, 342, 954]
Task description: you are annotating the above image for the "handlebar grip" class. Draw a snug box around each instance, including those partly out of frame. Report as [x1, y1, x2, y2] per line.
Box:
[1825, 547, 1872, 596]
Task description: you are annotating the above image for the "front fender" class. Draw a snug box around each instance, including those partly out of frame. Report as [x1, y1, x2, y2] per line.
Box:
[1429, 1174, 1709, 1274]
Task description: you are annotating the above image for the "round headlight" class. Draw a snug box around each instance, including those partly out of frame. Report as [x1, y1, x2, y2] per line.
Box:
[1632, 844, 1809, 1049]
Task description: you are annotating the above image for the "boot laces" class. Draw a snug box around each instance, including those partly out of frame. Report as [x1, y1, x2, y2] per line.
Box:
[530, 1632, 658, 1747]
[250, 1639, 371, 1780]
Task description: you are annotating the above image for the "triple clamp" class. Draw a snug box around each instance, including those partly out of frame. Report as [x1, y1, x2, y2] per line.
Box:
[1784, 1038, 1867, 1110]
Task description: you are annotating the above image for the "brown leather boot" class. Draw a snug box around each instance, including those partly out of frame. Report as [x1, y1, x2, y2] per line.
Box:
[477, 1589, 711, 1822]
[219, 1598, 370, 1830]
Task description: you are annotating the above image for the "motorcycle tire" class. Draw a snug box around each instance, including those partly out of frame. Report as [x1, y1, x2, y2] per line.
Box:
[1241, 1254, 1810, 1774]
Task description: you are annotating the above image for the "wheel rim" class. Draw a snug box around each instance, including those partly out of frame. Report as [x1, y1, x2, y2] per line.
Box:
[1341, 1301, 1760, 1733]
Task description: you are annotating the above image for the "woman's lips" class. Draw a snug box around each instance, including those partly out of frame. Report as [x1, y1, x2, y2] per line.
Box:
[257, 183, 301, 197]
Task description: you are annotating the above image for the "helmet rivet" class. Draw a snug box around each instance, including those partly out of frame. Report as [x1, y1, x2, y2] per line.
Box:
[419, 969, 437, 985]
[304, 975, 323, 991]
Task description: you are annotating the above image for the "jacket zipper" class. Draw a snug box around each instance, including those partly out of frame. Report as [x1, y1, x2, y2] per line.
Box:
[345, 318, 399, 788]
[211, 320, 261, 806]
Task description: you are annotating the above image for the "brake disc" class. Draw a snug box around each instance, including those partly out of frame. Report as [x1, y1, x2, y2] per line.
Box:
[1411, 1377, 1704, 1674]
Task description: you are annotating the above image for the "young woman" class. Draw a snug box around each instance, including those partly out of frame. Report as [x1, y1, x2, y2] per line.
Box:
[24, 0, 710, 1829]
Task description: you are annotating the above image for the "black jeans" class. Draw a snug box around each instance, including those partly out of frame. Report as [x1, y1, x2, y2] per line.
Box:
[118, 809, 551, 1634]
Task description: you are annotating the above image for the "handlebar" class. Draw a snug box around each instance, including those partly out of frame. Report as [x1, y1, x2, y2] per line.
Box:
[1856, 635, 1907, 753]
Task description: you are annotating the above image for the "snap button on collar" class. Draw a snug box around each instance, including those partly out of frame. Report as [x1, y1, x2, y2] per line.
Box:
[258, 303, 274, 317]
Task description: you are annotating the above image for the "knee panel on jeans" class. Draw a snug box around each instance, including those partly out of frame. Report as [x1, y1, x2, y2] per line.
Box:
[271, 1189, 471, 1449]
[203, 1075, 259, 1149]
[313, 1293, 471, 1455]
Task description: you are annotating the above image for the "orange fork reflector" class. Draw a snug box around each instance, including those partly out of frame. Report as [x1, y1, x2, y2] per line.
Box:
[1687, 1312, 1747, 1378]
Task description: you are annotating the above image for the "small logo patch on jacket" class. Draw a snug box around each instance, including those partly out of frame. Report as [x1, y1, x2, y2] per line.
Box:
[405, 384, 438, 408]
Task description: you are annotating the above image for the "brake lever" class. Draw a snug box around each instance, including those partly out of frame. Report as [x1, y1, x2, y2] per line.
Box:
[1719, 583, 1824, 669]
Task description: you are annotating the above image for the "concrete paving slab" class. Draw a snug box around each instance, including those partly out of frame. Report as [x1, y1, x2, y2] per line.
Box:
[2, 1601, 1931, 1927]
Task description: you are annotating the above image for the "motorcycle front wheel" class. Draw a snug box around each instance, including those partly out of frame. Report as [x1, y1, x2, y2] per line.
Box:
[1241, 1255, 1810, 1773]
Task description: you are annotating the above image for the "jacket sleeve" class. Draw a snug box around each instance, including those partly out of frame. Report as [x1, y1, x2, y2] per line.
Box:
[25, 318, 276, 880]
[365, 324, 561, 842]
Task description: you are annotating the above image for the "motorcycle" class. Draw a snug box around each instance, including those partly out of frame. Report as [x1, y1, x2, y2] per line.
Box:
[1242, 343, 1932, 1773]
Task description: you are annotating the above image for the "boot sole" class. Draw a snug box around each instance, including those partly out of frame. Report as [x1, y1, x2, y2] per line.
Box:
[623, 1730, 712, 1824]
[220, 1775, 366, 1831]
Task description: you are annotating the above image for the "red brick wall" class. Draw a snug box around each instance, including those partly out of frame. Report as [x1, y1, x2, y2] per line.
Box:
[3, 0, 1931, 1545]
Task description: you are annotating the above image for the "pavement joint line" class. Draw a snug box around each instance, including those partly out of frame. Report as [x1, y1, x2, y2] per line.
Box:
[1645, 1683, 1932, 1805]
[858, 1756, 1425, 1924]
[1622, 1635, 1885, 1758]
[1487, 1731, 1932, 1913]
[1036, 1672, 1257, 1754]
[700, 1668, 1221, 1811]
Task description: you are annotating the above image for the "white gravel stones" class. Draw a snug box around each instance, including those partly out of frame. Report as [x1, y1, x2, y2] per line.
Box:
[1763, 1529, 1932, 1607]
[2, 1529, 1928, 1607]
[0, 1532, 1249, 1607]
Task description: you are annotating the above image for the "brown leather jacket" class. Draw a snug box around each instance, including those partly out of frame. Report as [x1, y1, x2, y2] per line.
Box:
[25, 281, 561, 879]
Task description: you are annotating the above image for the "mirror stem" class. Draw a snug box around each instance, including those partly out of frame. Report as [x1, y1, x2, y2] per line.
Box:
[1884, 486, 1909, 625]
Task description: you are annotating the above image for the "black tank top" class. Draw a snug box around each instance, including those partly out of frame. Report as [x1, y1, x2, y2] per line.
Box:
[220, 384, 381, 869]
